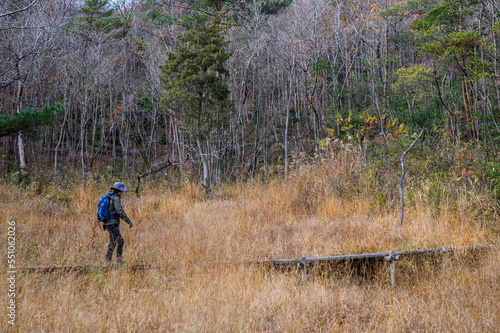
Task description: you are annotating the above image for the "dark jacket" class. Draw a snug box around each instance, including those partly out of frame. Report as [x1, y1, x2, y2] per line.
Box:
[104, 191, 132, 227]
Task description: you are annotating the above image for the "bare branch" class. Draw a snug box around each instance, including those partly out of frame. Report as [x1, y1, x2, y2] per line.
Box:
[135, 157, 189, 197]
[0, 0, 39, 19]
[0, 23, 53, 31]
[399, 128, 425, 228]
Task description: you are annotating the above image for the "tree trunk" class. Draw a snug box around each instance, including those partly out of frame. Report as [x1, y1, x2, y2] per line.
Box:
[284, 106, 289, 180]
[54, 95, 69, 174]
[80, 101, 87, 189]
[197, 139, 212, 198]
[16, 75, 26, 173]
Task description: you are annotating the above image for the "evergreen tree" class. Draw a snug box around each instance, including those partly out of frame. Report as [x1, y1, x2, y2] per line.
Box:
[66, 0, 130, 43]
[0, 102, 64, 138]
[159, 15, 233, 197]
[385, 0, 489, 144]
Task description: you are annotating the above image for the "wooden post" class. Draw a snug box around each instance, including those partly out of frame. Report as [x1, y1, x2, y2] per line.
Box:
[384, 251, 399, 290]
[298, 257, 307, 283]
[441, 246, 448, 266]
[390, 257, 395, 289]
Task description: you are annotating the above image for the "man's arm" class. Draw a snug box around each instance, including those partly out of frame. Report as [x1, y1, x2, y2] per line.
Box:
[113, 195, 133, 227]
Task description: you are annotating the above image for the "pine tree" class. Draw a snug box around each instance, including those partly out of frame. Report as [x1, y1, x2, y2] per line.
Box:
[0, 102, 64, 138]
[66, 0, 130, 43]
[159, 16, 233, 197]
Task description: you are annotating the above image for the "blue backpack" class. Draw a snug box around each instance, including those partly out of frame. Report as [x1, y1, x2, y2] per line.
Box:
[97, 194, 112, 223]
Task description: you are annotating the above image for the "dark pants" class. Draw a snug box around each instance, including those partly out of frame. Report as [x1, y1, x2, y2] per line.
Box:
[105, 224, 124, 261]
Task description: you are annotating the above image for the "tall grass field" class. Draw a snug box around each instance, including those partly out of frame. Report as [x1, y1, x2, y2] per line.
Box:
[1, 152, 499, 332]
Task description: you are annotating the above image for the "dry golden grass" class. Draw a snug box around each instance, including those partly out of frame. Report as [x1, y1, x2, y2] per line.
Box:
[1, 154, 499, 332]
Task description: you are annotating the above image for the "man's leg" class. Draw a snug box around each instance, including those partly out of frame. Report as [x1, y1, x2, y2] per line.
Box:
[105, 225, 119, 263]
[115, 225, 125, 264]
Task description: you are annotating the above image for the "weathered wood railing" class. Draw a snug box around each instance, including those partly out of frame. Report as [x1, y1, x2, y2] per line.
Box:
[264, 244, 497, 287]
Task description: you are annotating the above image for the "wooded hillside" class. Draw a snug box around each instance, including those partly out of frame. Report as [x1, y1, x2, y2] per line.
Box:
[1, 0, 500, 194]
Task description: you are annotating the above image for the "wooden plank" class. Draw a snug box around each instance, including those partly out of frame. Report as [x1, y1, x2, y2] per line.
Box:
[20, 244, 497, 274]
[21, 264, 164, 273]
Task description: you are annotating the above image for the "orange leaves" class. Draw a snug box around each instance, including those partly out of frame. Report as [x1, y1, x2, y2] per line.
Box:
[111, 57, 124, 66]
[408, 14, 422, 28]
[343, 0, 385, 23]
[112, 104, 122, 117]
[44, 72, 63, 83]
[318, 17, 330, 27]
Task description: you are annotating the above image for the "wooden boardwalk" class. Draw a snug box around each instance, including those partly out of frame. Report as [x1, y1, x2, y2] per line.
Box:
[20, 263, 165, 273]
[264, 244, 498, 285]
[20, 244, 497, 281]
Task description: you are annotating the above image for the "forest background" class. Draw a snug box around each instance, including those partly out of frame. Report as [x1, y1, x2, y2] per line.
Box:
[1, 0, 500, 201]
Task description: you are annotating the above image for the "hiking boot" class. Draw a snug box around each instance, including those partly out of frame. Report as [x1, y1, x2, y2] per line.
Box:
[104, 260, 114, 266]
[116, 257, 125, 264]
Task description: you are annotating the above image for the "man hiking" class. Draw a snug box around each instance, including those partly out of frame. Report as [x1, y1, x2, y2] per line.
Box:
[104, 182, 133, 265]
